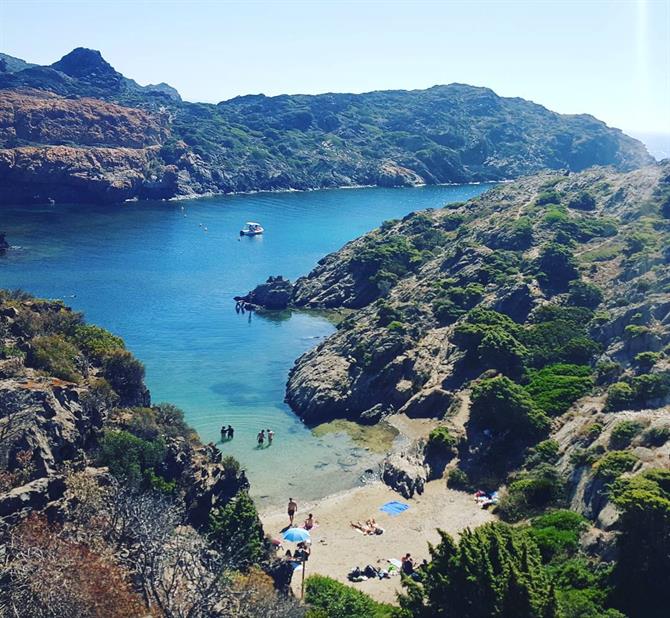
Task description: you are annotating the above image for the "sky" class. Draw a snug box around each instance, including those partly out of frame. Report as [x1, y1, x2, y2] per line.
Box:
[1, 0, 669, 136]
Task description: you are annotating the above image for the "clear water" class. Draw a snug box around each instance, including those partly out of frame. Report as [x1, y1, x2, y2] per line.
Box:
[0, 184, 491, 506]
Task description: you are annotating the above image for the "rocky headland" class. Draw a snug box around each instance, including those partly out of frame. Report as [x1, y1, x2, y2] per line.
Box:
[0, 47, 654, 204]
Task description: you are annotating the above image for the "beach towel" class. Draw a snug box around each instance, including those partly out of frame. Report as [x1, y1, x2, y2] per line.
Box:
[380, 501, 409, 516]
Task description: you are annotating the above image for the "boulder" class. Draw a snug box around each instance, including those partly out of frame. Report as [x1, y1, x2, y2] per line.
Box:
[381, 452, 427, 499]
[400, 387, 453, 419]
[0, 475, 66, 522]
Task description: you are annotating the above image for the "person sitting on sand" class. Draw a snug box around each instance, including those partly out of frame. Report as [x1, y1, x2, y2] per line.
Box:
[304, 513, 316, 530]
[401, 553, 417, 577]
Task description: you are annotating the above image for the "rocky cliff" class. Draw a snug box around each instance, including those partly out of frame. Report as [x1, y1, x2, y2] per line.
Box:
[0, 48, 654, 204]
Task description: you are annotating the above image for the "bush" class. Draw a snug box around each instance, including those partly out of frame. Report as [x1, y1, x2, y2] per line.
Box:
[640, 425, 670, 447]
[28, 335, 80, 382]
[536, 243, 580, 293]
[127, 408, 160, 441]
[525, 364, 593, 416]
[102, 350, 146, 405]
[567, 280, 603, 309]
[609, 420, 643, 449]
[529, 510, 587, 562]
[470, 376, 551, 440]
[386, 320, 406, 334]
[593, 451, 638, 481]
[536, 190, 561, 205]
[606, 382, 635, 411]
[568, 192, 596, 211]
[427, 426, 457, 454]
[305, 575, 393, 618]
[498, 464, 565, 521]
[98, 430, 166, 488]
[72, 324, 124, 361]
[633, 351, 661, 370]
[524, 439, 560, 468]
[447, 467, 470, 489]
[377, 302, 402, 326]
[154, 403, 193, 439]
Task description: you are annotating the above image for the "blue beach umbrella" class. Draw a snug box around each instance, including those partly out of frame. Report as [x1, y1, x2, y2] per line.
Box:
[282, 527, 311, 543]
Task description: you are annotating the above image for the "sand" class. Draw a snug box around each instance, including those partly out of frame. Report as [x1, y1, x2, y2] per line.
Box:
[261, 480, 496, 604]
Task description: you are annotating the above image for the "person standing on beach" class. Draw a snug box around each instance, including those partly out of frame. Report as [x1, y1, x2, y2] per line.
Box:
[287, 498, 297, 526]
[257, 430, 265, 447]
[267, 428, 274, 445]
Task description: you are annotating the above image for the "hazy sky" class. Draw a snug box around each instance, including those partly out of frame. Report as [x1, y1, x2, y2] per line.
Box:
[1, 0, 669, 134]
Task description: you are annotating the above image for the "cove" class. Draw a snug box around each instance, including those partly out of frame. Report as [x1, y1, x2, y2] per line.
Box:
[0, 183, 491, 506]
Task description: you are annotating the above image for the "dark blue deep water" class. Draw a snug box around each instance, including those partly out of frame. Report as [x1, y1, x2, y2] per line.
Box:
[0, 184, 490, 505]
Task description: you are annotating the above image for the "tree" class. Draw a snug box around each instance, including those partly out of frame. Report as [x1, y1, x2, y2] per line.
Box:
[102, 349, 147, 405]
[397, 523, 557, 617]
[567, 280, 603, 309]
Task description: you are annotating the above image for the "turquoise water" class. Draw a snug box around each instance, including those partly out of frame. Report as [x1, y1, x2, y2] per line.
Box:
[0, 184, 490, 506]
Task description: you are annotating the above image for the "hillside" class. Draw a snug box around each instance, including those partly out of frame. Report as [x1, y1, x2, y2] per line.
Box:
[0, 293, 301, 617]
[243, 162, 670, 615]
[0, 48, 653, 204]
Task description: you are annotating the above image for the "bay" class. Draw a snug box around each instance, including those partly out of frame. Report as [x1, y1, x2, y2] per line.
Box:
[0, 183, 491, 506]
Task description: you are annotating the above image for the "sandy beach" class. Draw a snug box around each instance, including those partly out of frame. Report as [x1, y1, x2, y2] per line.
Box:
[261, 480, 496, 604]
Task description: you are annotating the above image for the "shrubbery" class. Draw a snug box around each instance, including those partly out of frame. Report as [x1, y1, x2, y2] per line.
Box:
[470, 376, 551, 440]
[609, 420, 643, 449]
[498, 464, 565, 521]
[567, 280, 603, 309]
[567, 191, 596, 211]
[27, 335, 80, 382]
[98, 430, 167, 489]
[525, 364, 593, 416]
[426, 426, 457, 454]
[305, 575, 393, 618]
[102, 350, 146, 406]
[72, 324, 124, 361]
[529, 510, 586, 562]
[593, 450, 638, 481]
[536, 243, 579, 293]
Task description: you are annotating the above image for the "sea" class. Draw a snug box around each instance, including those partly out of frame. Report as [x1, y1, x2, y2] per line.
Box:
[0, 183, 491, 506]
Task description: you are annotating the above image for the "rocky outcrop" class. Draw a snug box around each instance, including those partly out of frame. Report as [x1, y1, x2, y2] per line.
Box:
[236, 276, 294, 310]
[0, 145, 179, 203]
[381, 451, 427, 499]
[0, 89, 169, 148]
[0, 475, 66, 523]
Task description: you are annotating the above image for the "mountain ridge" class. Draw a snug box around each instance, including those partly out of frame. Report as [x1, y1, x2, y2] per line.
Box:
[0, 48, 654, 204]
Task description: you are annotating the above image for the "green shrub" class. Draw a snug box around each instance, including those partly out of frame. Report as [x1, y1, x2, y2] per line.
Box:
[377, 302, 403, 326]
[488, 217, 533, 250]
[432, 283, 483, 325]
[72, 324, 124, 361]
[567, 280, 603, 309]
[102, 350, 146, 405]
[154, 403, 193, 440]
[536, 190, 561, 205]
[606, 382, 635, 411]
[27, 335, 80, 382]
[593, 451, 638, 481]
[525, 364, 593, 416]
[529, 510, 587, 562]
[568, 192, 596, 211]
[640, 425, 670, 447]
[583, 423, 603, 442]
[386, 320, 406, 334]
[536, 243, 580, 293]
[305, 575, 393, 618]
[609, 420, 644, 449]
[470, 376, 551, 440]
[98, 430, 166, 488]
[498, 464, 565, 521]
[609, 469, 670, 617]
[127, 407, 160, 441]
[427, 426, 457, 454]
[524, 439, 561, 468]
[447, 467, 470, 489]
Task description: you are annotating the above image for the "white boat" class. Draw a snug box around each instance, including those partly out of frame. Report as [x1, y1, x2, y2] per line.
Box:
[240, 222, 264, 236]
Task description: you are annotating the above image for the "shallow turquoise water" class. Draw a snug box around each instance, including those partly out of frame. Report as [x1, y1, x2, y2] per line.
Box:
[0, 184, 490, 506]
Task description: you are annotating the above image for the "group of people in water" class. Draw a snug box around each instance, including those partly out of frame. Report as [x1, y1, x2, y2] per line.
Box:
[217, 425, 276, 448]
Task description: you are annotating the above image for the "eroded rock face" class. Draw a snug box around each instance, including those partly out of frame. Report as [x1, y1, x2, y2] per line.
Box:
[0, 377, 95, 477]
[244, 276, 294, 310]
[382, 452, 427, 499]
[0, 89, 169, 148]
[0, 476, 66, 523]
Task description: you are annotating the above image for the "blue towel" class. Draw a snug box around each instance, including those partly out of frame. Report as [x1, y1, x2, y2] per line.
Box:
[379, 500, 410, 516]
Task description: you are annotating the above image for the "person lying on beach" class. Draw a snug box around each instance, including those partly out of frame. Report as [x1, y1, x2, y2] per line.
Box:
[350, 520, 384, 535]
